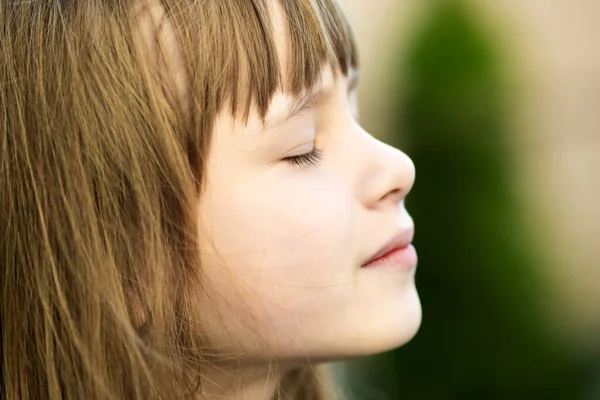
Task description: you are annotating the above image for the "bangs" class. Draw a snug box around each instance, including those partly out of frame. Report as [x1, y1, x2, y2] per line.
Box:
[166, 0, 358, 122]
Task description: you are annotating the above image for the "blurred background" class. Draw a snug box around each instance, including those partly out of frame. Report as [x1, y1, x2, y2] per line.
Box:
[335, 0, 600, 399]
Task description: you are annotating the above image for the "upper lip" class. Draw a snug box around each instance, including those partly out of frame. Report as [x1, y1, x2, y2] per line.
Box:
[361, 226, 415, 266]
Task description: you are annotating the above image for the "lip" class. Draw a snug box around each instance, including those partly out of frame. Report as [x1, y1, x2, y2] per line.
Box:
[361, 227, 415, 267]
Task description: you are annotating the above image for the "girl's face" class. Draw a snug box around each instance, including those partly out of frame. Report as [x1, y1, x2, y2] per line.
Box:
[195, 6, 420, 364]
[197, 66, 420, 363]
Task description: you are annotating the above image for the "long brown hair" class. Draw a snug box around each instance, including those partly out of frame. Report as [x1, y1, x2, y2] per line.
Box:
[0, 0, 357, 398]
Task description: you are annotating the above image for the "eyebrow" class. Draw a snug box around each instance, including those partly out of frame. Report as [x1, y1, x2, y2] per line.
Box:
[261, 90, 324, 132]
[261, 72, 360, 132]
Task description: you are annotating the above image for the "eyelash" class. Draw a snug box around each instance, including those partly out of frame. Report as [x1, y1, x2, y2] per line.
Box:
[282, 148, 323, 168]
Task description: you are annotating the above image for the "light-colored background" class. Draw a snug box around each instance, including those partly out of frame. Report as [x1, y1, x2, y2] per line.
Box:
[344, 0, 600, 352]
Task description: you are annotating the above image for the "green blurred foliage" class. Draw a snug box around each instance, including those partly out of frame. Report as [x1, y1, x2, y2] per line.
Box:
[344, 1, 591, 399]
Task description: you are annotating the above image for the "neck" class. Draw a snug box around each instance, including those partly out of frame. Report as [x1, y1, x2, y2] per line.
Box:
[198, 362, 286, 400]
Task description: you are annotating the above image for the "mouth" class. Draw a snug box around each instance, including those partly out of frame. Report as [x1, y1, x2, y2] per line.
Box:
[361, 227, 417, 269]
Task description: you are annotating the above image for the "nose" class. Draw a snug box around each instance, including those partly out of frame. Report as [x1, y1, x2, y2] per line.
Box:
[357, 132, 416, 210]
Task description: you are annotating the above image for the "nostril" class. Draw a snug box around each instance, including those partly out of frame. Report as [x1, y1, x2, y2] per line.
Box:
[382, 188, 403, 203]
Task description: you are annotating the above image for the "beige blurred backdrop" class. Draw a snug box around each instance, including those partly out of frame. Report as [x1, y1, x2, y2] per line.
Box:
[343, 0, 600, 352]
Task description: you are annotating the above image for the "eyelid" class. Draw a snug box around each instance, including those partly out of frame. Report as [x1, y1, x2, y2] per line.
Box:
[283, 142, 313, 157]
[282, 148, 323, 168]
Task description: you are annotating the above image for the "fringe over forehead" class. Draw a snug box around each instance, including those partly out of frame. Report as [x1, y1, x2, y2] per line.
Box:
[164, 0, 359, 121]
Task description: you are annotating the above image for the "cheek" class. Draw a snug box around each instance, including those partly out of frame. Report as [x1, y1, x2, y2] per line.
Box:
[198, 175, 356, 328]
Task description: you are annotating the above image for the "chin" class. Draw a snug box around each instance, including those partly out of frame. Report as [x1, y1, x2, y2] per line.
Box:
[355, 284, 422, 356]
[309, 285, 422, 363]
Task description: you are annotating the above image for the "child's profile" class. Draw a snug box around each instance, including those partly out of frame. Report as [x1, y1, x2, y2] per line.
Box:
[0, 0, 421, 398]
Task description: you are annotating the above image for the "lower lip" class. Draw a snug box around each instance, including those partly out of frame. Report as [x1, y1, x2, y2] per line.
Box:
[361, 245, 418, 270]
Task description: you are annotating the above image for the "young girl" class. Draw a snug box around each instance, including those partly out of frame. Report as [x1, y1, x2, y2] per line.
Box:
[0, 0, 421, 398]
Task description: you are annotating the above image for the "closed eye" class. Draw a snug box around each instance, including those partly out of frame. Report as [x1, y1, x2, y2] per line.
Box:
[282, 148, 323, 168]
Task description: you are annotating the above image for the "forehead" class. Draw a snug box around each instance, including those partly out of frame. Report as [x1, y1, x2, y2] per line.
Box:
[241, 65, 338, 136]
